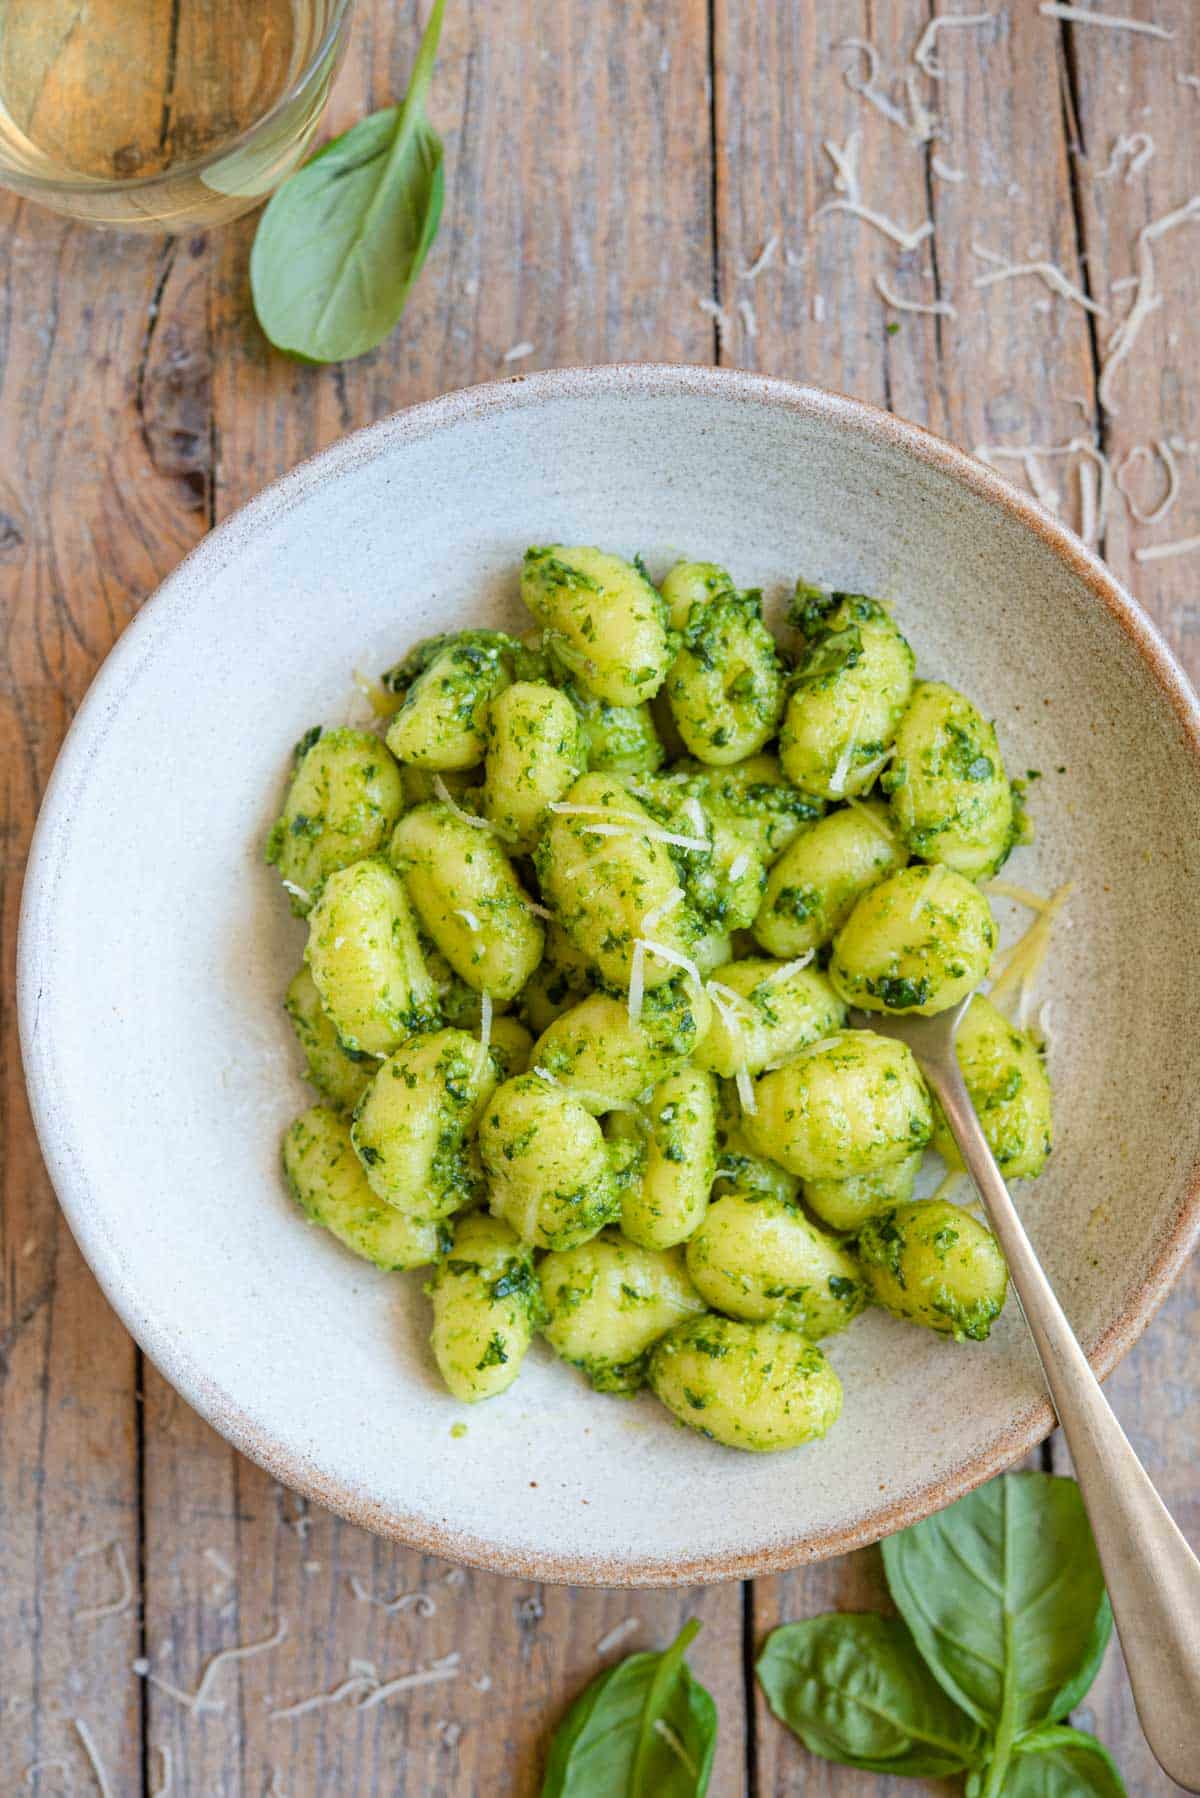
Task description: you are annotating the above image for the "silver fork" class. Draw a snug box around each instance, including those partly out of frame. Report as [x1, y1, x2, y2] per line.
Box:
[852, 996, 1200, 1792]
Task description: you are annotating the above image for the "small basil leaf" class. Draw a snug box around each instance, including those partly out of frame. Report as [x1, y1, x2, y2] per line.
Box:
[1004, 1726, 1128, 1795]
[881, 1472, 1110, 1735]
[755, 1614, 986, 1777]
[541, 1618, 717, 1796]
[250, 0, 446, 363]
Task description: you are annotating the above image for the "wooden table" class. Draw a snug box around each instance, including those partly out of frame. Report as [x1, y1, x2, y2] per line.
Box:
[2, 4, 1198, 1792]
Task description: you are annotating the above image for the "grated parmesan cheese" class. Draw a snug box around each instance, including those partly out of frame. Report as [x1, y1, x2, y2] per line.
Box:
[734, 1066, 757, 1115]
[811, 292, 826, 322]
[74, 1719, 114, 1798]
[759, 953, 816, 986]
[837, 37, 912, 134]
[596, 1617, 641, 1655]
[454, 908, 482, 932]
[1134, 533, 1200, 563]
[1094, 131, 1155, 183]
[931, 154, 966, 183]
[476, 991, 493, 1081]
[737, 297, 758, 339]
[626, 940, 646, 1027]
[927, 1168, 967, 1207]
[697, 295, 730, 339]
[738, 234, 779, 280]
[843, 793, 898, 845]
[1037, 4, 1173, 37]
[986, 878, 1051, 912]
[811, 134, 933, 252]
[351, 668, 397, 718]
[358, 1654, 462, 1712]
[1116, 439, 1180, 524]
[150, 1744, 173, 1798]
[874, 270, 957, 319]
[22, 1760, 71, 1789]
[1099, 195, 1200, 414]
[642, 887, 685, 933]
[502, 341, 535, 363]
[971, 242, 1104, 314]
[522, 899, 555, 920]
[727, 851, 750, 882]
[912, 10, 998, 78]
[281, 880, 311, 905]
[988, 882, 1074, 1019]
[434, 775, 494, 830]
[73, 1539, 134, 1622]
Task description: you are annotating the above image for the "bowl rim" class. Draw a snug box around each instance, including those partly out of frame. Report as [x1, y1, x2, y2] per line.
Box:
[19, 362, 1200, 1586]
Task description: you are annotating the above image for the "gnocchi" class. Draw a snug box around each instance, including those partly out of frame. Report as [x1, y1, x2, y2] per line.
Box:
[267, 544, 1055, 1452]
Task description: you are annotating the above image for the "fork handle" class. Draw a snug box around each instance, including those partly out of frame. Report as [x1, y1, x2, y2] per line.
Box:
[930, 1057, 1200, 1792]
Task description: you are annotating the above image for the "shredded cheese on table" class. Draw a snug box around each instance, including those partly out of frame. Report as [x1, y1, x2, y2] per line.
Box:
[595, 1616, 641, 1655]
[931, 154, 966, 183]
[72, 1539, 134, 1622]
[1099, 195, 1200, 414]
[912, 10, 999, 78]
[74, 1719, 115, 1798]
[837, 37, 913, 135]
[971, 242, 1104, 314]
[1037, 4, 1173, 37]
[875, 270, 957, 319]
[1095, 131, 1156, 182]
[986, 878, 1050, 912]
[697, 296, 730, 340]
[1116, 439, 1180, 524]
[502, 341, 535, 363]
[811, 134, 934, 252]
[1134, 533, 1200, 563]
[738, 234, 779, 280]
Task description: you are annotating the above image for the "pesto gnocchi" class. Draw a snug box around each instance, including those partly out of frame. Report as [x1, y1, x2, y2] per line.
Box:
[267, 550, 1057, 1450]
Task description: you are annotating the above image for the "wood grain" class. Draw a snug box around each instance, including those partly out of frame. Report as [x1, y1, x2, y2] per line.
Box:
[1, 1, 1198, 1793]
[135, 5, 744, 1796]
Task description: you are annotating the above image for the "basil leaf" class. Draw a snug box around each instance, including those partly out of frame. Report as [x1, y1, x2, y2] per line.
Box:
[881, 1472, 1111, 1736]
[1003, 1726, 1127, 1796]
[756, 1614, 986, 1777]
[250, 0, 446, 363]
[541, 1618, 717, 1796]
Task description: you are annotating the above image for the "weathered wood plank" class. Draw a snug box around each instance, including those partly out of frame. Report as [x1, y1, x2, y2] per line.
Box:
[138, 5, 741, 1795]
[1045, 11, 1200, 1792]
[712, 3, 1099, 1791]
[0, 204, 210, 1792]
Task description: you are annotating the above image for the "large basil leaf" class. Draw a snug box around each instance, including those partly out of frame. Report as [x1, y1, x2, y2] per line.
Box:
[251, 0, 446, 362]
[541, 1618, 717, 1796]
[881, 1472, 1111, 1736]
[1003, 1726, 1127, 1795]
[756, 1614, 986, 1777]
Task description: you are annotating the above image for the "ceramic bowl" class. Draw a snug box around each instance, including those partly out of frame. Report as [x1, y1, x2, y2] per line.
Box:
[19, 367, 1200, 1585]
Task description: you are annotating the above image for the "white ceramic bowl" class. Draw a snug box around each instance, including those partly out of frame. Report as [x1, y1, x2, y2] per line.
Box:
[20, 367, 1200, 1584]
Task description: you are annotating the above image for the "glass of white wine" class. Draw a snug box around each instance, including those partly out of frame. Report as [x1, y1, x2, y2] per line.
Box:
[0, 0, 354, 230]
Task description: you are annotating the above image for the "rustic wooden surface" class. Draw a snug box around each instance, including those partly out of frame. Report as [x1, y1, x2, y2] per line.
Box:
[1, 3, 1197, 1793]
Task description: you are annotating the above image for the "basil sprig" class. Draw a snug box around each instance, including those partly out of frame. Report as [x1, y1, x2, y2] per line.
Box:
[541, 1618, 717, 1796]
[251, 0, 446, 363]
[757, 1473, 1126, 1796]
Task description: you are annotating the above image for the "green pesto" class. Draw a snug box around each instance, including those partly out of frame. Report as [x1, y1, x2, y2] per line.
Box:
[617, 1064, 718, 1250]
[829, 863, 998, 1016]
[390, 801, 545, 1002]
[520, 545, 672, 707]
[856, 1198, 1008, 1341]
[754, 801, 907, 957]
[539, 1230, 705, 1394]
[479, 1073, 621, 1250]
[804, 1148, 924, 1233]
[351, 1027, 498, 1216]
[515, 921, 596, 1034]
[779, 594, 915, 800]
[282, 1104, 446, 1270]
[533, 772, 702, 992]
[745, 1028, 933, 1181]
[305, 856, 437, 1057]
[884, 681, 1016, 879]
[529, 975, 710, 1113]
[693, 957, 847, 1080]
[266, 726, 405, 913]
[482, 680, 586, 852]
[930, 994, 1053, 1179]
[686, 1190, 868, 1339]
[284, 965, 376, 1113]
[659, 558, 736, 630]
[665, 585, 786, 766]
[428, 1211, 539, 1401]
[649, 1314, 843, 1451]
[385, 630, 520, 770]
[558, 677, 666, 774]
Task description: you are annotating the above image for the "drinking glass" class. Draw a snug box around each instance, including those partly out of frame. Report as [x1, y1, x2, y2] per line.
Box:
[0, 0, 355, 230]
